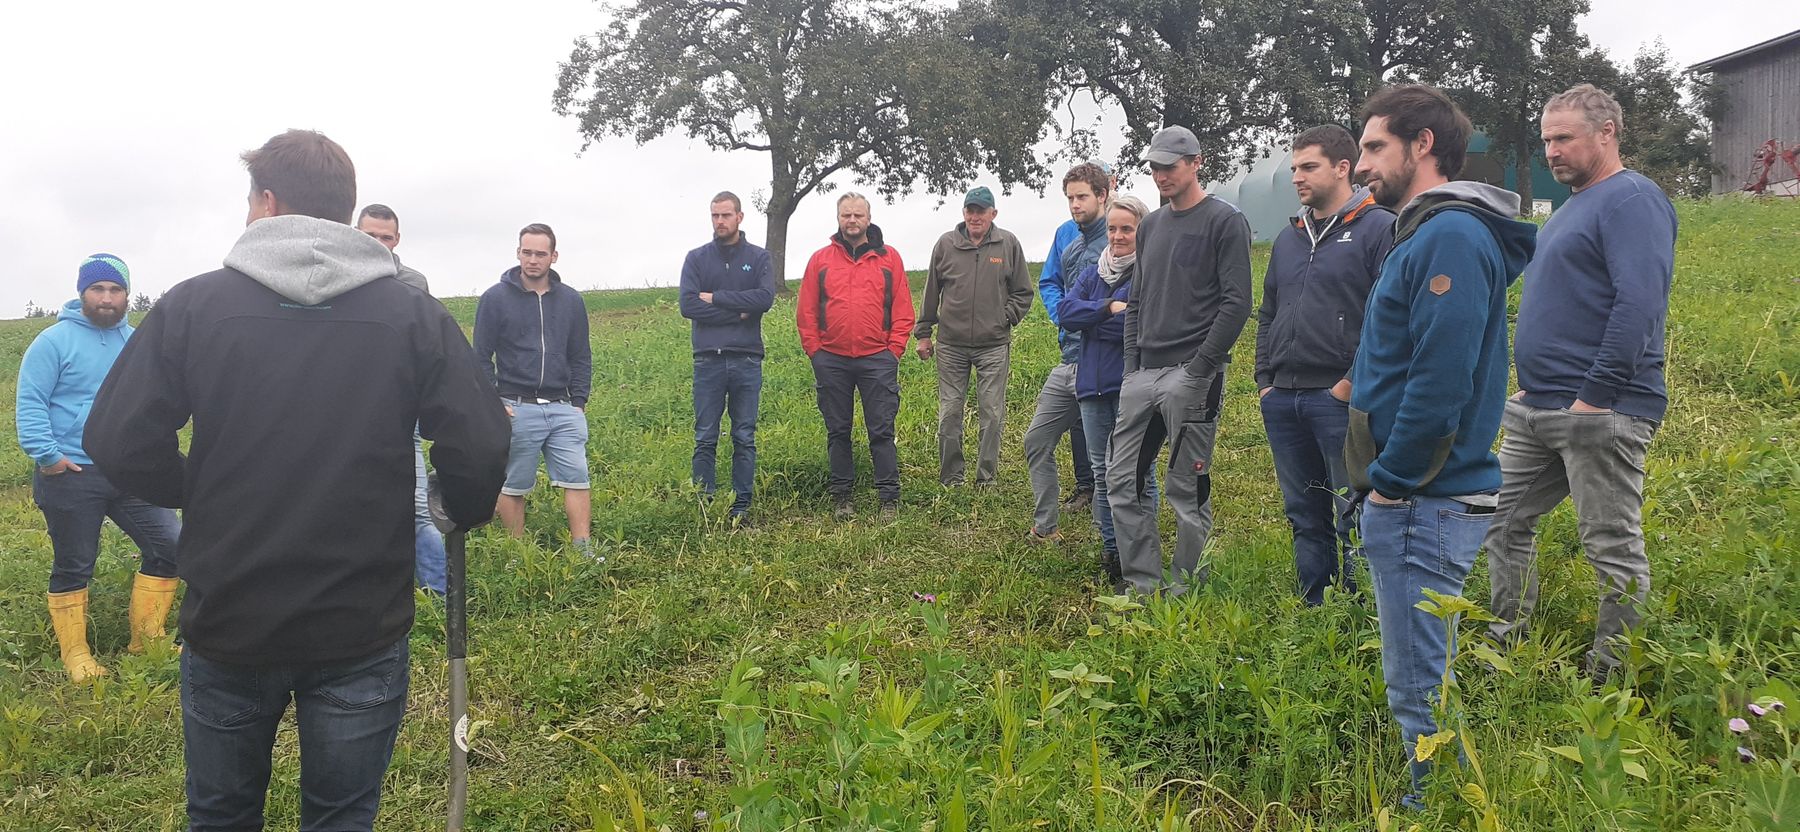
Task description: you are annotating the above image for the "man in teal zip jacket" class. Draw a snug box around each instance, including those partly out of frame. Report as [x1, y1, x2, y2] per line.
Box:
[16, 255, 182, 683]
[1346, 85, 1537, 809]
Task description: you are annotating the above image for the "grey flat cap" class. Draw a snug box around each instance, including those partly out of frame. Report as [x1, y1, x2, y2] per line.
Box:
[1140, 126, 1201, 165]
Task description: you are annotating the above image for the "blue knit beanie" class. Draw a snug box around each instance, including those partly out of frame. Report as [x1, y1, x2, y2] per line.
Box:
[77, 254, 130, 294]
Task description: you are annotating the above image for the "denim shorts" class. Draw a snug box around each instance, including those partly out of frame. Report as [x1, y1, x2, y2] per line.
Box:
[502, 399, 591, 494]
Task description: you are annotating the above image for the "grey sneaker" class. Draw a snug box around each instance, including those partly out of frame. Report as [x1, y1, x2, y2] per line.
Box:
[572, 538, 604, 563]
[833, 499, 855, 522]
[879, 499, 899, 519]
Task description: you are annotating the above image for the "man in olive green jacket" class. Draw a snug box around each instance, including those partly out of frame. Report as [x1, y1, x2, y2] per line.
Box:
[915, 186, 1034, 486]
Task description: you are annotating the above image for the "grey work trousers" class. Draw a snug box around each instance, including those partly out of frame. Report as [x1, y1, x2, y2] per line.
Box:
[935, 342, 1011, 485]
[1485, 399, 1658, 674]
[1106, 365, 1225, 595]
[1023, 363, 1081, 534]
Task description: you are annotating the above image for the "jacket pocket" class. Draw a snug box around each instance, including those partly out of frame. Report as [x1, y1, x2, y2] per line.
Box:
[1344, 406, 1377, 492]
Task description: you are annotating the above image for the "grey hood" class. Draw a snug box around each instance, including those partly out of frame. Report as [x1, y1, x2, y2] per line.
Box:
[1393, 181, 1521, 242]
[223, 215, 399, 306]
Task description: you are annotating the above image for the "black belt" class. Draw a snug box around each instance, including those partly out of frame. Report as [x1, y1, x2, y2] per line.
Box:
[505, 396, 569, 405]
[1457, 502, 1498, 515]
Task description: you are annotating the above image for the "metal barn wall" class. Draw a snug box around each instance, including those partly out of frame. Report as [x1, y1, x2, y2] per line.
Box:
[1709, 43, 1800, 194]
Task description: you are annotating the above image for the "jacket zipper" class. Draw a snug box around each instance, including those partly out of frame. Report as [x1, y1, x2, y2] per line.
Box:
[536, 293, 546, 396]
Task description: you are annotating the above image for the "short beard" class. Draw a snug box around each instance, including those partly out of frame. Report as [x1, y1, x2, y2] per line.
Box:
[83, 301, 124, 327]
[1371, 156, 1417, 209]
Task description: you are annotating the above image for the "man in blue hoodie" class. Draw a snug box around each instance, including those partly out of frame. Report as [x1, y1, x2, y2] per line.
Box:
[1256, 125, 1395, 606]
[474, 224, 595, 554]
[1346, 85, 1537, 807]
[679, 192, 777, 527]
[17, 255, 182, 683]
[1486, 84, 1677, 679]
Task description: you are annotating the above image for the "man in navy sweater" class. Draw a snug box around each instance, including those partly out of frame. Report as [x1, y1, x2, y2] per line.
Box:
[1347, 85, 1537, 807]
[1485, 84, 1677, 679]
[679, 192, 778, 526]
[1255, 124, 1394, 606]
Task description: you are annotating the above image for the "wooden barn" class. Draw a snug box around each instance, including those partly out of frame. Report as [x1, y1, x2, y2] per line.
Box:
[1692, 28, 1800, 196]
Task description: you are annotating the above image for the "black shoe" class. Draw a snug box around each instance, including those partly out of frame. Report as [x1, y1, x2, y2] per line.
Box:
[729, 512, 753, 531]
[833, 500, 855, 522]
[879, 499, 899, 519]
[1100, 550, 1123, 585]
[1061, 487, 1094, 513]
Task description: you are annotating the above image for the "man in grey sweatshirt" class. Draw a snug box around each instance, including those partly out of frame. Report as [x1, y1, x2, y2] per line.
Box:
[1107, 126, 1254, 595]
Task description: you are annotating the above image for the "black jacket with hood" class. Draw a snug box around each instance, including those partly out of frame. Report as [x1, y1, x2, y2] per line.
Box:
[86, 215, 511, 666]
[1254, 187, 1396, 390]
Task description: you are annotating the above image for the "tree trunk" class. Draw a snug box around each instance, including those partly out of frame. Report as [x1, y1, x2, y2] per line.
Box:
[765, 152, 800, 296]
[1513, 149, 1534, 215]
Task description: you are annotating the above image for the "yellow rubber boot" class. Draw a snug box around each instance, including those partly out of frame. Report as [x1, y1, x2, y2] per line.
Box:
[47, 589, 109, 683]
[128, 574, 181, 655]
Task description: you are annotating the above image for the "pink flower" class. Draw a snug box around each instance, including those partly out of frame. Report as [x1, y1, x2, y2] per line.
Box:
[1729, 717, 1751, 734]
[912, 591, 937, 604]
[1749, 703, 1768, 717]
[1772, 699, 1787, 713]
[1738, 746, 1757, 763]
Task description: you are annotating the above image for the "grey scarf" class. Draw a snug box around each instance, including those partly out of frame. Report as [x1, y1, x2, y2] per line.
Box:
[1098, 247, 1136, 287]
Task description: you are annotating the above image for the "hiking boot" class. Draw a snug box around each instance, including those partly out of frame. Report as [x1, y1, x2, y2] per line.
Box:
[1025, 527, 1063, 545]
[833, 499, 855, 522]
[729, 512, 754, 531]
[1061, 487, 1094, 513]
[879, 499, 900, 519]
[1100, 550, 1123, 585]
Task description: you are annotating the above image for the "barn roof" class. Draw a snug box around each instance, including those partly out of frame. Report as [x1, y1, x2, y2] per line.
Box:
[1691, 29, 1800, 72]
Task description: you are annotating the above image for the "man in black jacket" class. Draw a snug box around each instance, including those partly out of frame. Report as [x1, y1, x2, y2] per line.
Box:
[1254, 124, 1396, 605]
[85, 129, 510, 831]
[473, 223, 595, 552]
[679, 191, 777, 526]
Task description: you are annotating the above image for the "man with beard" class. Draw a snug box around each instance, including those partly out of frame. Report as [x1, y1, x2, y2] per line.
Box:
[1255, 125, 1395, 605]
[1485, 84, 1677, 680]
[797, 192, 914, 520]
[679, 191, 778, 527]
[17, 254, 182, 682]
[1346, 85, 1537, 808]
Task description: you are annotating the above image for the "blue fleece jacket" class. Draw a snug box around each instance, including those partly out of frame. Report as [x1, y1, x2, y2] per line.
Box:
[679, 236, 778, 356]
[1058, 263, 1135, 399]
[15, 299, 133, 467]
[1514, 170, 1676, 421]
[472, 267, 592, 406]
[1039, 218, 1098, 363]
[1347, 182, 1538, 499]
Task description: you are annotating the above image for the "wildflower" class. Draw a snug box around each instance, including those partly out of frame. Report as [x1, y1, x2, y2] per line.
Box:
[1738, 746, 1757, 763]
[912, 591, 937, 604]
[1730, 717, 1750, 734]
[1772, 699, 1787, 713]
[1749, 703, 1768, 717]
[694, 810, 710, 823]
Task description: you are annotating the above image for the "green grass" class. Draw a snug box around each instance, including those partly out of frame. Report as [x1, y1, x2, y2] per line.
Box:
[1, 199, 1796, 830]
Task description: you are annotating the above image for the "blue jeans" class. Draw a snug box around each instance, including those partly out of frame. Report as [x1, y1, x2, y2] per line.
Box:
[1077, 394, 1156, 555]
[33, 465, 180, 593]
[1260, 388, 1357, 604]
[693, 353, 763, 512]
[412, 432, 446, 594]
[1359, 495, 1493, 800]
[182, 640, 410, 831]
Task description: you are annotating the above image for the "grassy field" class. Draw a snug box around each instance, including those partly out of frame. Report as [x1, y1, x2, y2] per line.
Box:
[0, 199, 1796, 831]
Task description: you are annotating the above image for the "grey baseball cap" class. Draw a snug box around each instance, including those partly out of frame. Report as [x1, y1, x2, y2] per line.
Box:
[1140, 126, 1202, 165]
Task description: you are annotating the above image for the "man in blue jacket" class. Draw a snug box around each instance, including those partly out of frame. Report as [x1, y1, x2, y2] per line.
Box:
[1255, 125, 1395, 606]
[474, 224, 595, 554]
[679, 192, 778, 527]
[17, 255, 182, 682]
[1347, 85, 1537, 807]
[1486, 84, 1677, 680]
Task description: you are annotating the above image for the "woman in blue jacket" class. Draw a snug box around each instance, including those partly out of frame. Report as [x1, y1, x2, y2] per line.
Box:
[1057, 195, 1154, 588]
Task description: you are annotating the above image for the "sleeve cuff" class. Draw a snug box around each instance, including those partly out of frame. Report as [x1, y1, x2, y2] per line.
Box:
[33, 450, 62, 468]
[1577, 378, 1621, 409]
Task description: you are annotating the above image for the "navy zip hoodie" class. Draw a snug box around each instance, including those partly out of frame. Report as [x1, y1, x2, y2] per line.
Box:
[1255, 187, 1395, 390]
[1058, 262, 1135, 399]
[473, 267, 592, 407]
[1346, 182, 1538, 499]
[679, 235, 777, 356]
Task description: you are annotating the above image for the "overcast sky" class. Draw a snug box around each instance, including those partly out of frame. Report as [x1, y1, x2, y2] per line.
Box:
[0, 1, 1771, 316]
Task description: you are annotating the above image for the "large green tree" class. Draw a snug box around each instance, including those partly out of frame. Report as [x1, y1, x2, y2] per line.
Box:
[1264, 0, 1465, 128]
[1615, 42, 1716, 198]
[1447, 0, 1618, 208]
[554, 0, 1053, 281]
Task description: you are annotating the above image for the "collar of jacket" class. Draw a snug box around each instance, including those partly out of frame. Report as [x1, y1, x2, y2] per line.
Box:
[833, 224, 887, 259]
[1078, 212, 1106, 241]
[503, 266, 564, 291]
[711, 234, 747, 257]
[1291, 187, 1379, 233]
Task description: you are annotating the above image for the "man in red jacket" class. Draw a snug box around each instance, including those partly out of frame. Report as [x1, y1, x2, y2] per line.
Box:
[797, 192, 914, 520]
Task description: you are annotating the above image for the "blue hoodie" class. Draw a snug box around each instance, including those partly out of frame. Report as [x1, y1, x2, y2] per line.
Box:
[15, 299, 133, 467]
[1346, 182, 1538, 499]
[1039, 216, 1104, 363]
